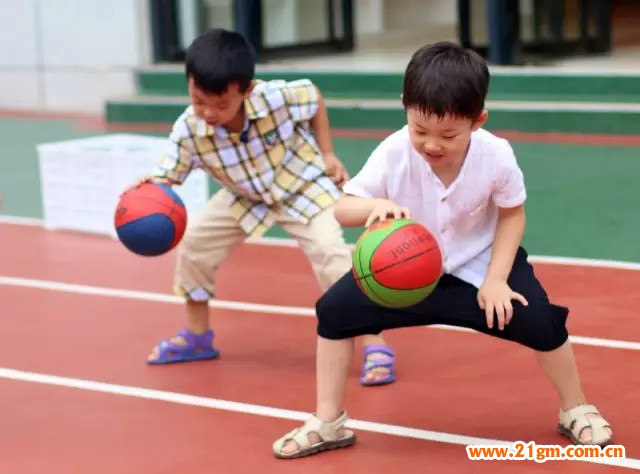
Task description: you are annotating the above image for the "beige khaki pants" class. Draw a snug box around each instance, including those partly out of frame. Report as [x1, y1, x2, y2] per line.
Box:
[174, 189, 352, 301]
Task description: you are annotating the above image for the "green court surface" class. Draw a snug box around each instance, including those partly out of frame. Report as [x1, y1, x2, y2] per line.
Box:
[1, 116, 639, 263]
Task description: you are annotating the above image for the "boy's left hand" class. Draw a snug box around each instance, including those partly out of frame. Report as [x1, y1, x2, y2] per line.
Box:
[323, 152, 349, 188]
[477, 278, 528, 330]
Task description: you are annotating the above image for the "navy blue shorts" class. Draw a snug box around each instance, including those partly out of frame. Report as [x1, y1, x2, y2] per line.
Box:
[315, 247, 569, 352]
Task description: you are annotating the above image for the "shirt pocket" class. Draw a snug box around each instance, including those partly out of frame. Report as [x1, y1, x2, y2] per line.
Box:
[457, 197, 491, 233]
[253, 109, 295, 150]
[468, 200, 488, 216]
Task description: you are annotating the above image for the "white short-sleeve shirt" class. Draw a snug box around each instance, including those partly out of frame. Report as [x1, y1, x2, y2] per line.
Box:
[342, 126, 526, 288]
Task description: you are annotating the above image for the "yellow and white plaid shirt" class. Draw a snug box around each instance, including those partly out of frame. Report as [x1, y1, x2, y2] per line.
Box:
[153, 79, 341, 237]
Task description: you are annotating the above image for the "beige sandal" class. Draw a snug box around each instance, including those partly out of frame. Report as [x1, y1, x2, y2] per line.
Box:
[558, 404, 612, 446]
[273, 411, 356, 459]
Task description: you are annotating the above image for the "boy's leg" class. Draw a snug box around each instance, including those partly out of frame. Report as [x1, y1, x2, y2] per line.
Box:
[274, 336, 356, 459]
[426, 248, 612, 446]
[147, 189, 247, 364]
[274, 266, 445, 458]
[535, 340, 611, 445]
[277, 206, 396, 385]
[273, 247, 612, 457]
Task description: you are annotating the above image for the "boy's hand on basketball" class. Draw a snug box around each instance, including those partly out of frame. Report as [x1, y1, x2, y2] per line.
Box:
[365, 199, 412, 227]
[477, 278, 528, 331]
[323, 152, 349, 188]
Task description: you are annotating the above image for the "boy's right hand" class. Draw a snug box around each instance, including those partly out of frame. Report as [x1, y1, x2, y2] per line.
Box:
[365, 199, 412, 227]
[121, 176, 173, 195]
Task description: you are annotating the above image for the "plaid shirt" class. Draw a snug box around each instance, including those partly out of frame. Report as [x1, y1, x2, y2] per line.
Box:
[153, 79, 341, 237]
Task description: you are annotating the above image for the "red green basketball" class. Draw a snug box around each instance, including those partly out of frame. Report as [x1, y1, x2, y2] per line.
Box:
[352, 219, 443, 308]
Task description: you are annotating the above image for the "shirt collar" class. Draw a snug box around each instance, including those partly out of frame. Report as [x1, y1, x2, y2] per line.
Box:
[192, 81, 270, 138]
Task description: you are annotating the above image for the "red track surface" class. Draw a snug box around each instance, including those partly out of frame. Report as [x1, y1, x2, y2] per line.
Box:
[1, 224, 639, 473]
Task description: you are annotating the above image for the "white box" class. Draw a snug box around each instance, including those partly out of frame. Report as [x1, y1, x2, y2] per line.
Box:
[37, 133, 209, 238]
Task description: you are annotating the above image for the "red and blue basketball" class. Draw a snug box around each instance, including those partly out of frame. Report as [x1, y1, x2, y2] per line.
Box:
[352, 218, 443, 308]
[114, 182, 187, 257]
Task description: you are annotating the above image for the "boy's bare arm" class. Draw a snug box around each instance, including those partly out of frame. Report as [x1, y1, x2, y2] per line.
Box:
[310, 87, 334, 155]
[478, 203, 529, 329]
[334, 195, 411, 227]
[485, 204, 526, 282]
[310, 87, 349, 187]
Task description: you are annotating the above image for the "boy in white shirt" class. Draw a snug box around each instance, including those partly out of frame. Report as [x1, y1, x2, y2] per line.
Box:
[272, 41, 613, 458]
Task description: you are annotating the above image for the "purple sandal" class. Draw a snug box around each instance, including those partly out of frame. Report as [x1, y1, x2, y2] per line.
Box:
[147, 328, 220, 365]
[360, 344, 395, 386]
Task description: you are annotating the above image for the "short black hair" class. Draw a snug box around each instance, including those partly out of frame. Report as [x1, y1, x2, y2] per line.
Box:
[185, 28, 255, 94]
[402, 41, 489, 120]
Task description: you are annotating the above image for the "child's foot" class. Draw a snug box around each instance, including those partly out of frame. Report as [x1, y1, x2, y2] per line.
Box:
[558, 404, 613, 446]
[147, 328, 220, 364]
[273, 411, 356, 459]
[360, 344, 395, 386]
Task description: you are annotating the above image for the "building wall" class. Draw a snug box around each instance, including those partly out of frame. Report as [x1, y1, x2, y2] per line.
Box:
[0, 0, 530, 113]
[0, 0, 151, 112]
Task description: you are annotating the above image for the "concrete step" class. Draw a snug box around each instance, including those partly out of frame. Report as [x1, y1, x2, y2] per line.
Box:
[105, 95, 640, 135]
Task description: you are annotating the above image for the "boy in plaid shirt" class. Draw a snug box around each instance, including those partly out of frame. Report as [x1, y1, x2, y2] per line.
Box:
[131, 28, 396, 386]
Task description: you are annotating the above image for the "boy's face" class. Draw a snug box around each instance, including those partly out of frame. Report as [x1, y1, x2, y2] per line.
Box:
[406, 107, 487, 169]
[188, 77, 246, 127]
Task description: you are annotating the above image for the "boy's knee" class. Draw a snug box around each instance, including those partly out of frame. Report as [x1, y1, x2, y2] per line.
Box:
[512, 303, 569, 352]
[176, 225, 207, 265]
[173, 226, 217, 299]
[316, 289, 347, 339]
[315, 274, 363, 340]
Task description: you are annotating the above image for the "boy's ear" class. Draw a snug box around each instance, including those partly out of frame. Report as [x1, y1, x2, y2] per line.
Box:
[472, 110, 489, 130]
[243, 81, 256, 97]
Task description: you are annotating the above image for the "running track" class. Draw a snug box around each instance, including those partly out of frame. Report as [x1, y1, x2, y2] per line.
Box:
[1, 223, 639, 473]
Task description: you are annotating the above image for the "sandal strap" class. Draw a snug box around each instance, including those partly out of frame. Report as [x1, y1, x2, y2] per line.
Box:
[155, 329, 214, 356]
[363, 359, 394, 370]
[273, 411, 349, 452]
[363, 344, 395, 359]
[177, 328, 214, 346]
[560, 404, 601, 423]
[559, 404, 611, 445]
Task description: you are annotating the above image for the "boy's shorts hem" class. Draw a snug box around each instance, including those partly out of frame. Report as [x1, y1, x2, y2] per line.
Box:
[173, 284, 212, 302]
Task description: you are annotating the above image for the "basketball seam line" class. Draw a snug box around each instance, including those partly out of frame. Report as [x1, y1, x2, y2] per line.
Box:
[125, 195, 181, 214]
[354, 234, 397, 307]
[354, 220, 407, 279]
[169, 201, 186, 226]
[117, 195, 186, 229]
[354, 245, 440, 282]
[361, 274, 398, 307]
